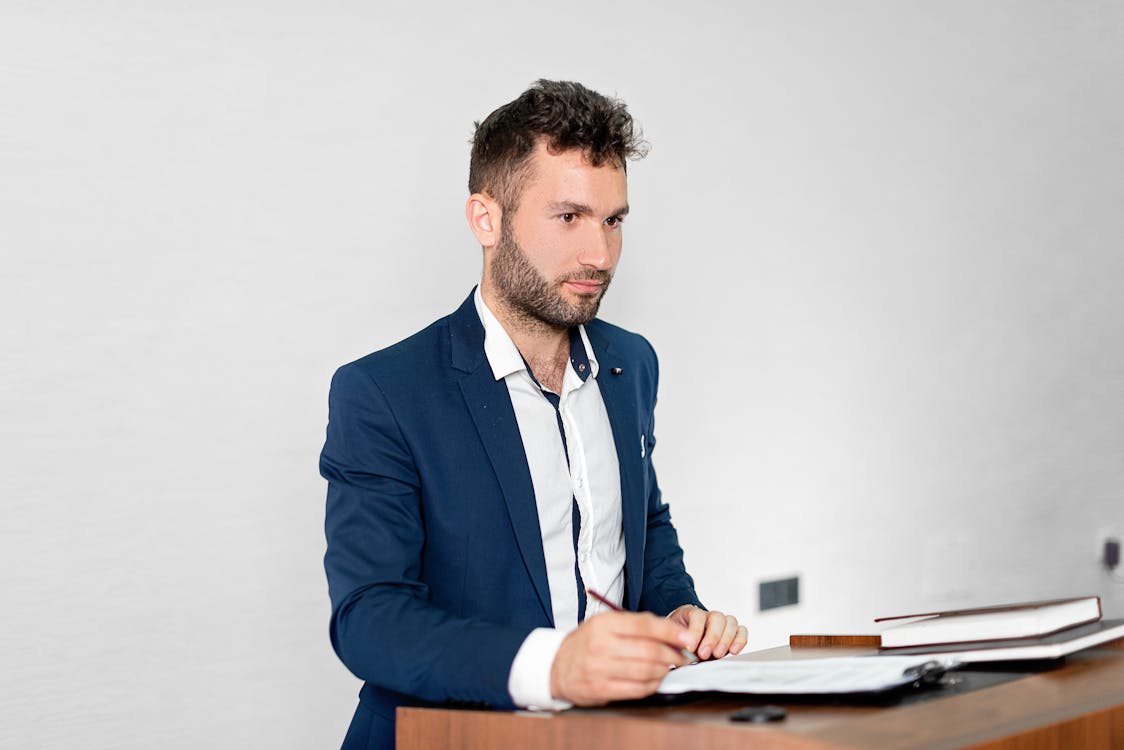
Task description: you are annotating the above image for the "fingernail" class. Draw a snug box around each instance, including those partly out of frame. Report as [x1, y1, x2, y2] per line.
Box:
[699, 645, 712, 659]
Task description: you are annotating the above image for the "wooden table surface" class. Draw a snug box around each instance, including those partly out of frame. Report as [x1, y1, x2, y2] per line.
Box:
[398, 638, 1124, 749]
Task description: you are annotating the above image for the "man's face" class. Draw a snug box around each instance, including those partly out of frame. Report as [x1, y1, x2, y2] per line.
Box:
[488, 142, 628, 330]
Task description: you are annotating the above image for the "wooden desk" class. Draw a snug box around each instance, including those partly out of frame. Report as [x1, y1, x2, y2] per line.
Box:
[398, 639, 1124, 749]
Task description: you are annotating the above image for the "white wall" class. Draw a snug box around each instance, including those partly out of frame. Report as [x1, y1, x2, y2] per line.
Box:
[2, 2, 1121, 748]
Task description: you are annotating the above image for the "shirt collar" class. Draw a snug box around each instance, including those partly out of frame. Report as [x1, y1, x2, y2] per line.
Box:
[474, 286, 600, 383]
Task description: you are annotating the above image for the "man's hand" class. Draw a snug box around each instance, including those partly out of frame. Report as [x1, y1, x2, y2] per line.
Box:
[549, 611, 694, 706]
[667, 605, 748, 660]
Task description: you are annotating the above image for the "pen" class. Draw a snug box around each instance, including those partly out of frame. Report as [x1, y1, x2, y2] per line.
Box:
[586, 588, 700, 664]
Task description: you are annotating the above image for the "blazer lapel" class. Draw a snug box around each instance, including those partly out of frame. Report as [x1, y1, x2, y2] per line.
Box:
[585, 331, 647, 612]
[449, 292, 554, 625]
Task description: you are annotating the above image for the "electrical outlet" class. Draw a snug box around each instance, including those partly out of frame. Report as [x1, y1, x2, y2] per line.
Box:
[1097, 527, 1120, 566]
[759, 576, 799, 611]
[1104, 538, 1121, 571]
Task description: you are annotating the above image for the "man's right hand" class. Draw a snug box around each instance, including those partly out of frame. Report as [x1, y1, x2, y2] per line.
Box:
[549, 611, 693, 705]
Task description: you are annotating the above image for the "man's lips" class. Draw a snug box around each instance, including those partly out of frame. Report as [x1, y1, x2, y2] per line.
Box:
[563, 279, 604, 295]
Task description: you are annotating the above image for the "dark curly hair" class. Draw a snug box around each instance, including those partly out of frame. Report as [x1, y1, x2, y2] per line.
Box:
[468, 79, 648, 212]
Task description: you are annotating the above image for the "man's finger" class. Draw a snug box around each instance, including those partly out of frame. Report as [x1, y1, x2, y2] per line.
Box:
[607, 611, 692, 649]
[713, 614, 739, 658]
[730, 624, 749, 655]
[604, 656, 675, 683]
[684, 606, 708, 653]
[697, 610, 730, 659]
[607, 636, 689, 668]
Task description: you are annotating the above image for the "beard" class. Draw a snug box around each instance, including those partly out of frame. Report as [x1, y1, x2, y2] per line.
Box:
[489, 221, 613, 330]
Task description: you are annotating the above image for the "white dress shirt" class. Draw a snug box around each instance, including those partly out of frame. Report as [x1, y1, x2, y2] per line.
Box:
[473, 288, 625, 710]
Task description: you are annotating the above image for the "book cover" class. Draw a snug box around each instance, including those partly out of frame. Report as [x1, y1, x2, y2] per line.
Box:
[877, 596, 1102, 648]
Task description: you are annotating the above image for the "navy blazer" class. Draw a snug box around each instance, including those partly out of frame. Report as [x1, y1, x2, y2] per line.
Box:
[321, 291, 702, 750]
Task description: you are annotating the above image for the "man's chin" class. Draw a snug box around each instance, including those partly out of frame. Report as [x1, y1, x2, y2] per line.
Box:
[538, 302, 600, 329]
[567, 298, 603, 325]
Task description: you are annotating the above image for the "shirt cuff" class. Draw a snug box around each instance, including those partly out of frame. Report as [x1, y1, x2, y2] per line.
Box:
[507, 627, 573, 711]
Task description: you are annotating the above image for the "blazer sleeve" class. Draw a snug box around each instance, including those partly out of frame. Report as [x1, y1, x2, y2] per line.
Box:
[635, 341, 707, 616]
[320, 363, 528, 709]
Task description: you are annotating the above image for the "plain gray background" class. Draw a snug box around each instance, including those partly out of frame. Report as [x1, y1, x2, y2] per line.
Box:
[2, 1, 1122, 748]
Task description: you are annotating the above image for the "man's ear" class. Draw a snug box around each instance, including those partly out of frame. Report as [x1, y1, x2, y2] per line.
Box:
[465, 192, 502, 248]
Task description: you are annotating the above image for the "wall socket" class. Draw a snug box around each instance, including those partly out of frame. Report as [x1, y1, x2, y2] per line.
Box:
[1097, 527, 1120, 568]
[759, 576, 800, 611]
[1104, 538, 1121, 571]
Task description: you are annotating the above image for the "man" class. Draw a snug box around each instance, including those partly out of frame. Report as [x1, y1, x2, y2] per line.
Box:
[321, 80, 747, 750]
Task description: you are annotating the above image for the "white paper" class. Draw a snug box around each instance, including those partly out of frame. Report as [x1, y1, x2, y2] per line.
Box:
[658, 655, 955, 695]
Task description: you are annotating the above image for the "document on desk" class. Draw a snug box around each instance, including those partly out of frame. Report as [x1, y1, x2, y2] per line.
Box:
[658, 655, 953, 695]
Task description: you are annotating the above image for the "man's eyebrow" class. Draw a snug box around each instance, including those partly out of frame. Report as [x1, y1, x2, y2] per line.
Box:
[547, 201, 631, 217]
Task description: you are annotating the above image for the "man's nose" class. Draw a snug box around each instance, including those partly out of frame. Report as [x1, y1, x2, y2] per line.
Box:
[577, 226, 614, 269]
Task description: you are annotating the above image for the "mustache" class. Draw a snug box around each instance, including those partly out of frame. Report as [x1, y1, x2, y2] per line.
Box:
[558, 269, 613, 284]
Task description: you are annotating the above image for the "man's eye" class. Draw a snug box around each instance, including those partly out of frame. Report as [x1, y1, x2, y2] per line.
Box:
[605, 216, 624, 228]
[560, 213, 576, 224]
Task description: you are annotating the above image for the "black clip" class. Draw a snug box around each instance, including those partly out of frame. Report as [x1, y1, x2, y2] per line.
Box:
[903, 660, 946, 687]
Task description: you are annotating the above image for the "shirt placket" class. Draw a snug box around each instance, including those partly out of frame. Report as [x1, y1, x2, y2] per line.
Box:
[559, 398, 598, 605]
[521, 327, 598, 622]
[533, 380, 586, 621]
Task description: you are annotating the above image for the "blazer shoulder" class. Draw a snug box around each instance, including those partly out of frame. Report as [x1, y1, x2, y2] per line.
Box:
[335, 315, 454, 388]
[334, 291, 482, 386]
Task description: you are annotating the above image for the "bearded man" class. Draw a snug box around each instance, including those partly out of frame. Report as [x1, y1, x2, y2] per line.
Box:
[320, 79, 747, 750]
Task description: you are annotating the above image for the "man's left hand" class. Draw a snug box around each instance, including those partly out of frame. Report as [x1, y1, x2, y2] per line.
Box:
[667, 605, 748, 660]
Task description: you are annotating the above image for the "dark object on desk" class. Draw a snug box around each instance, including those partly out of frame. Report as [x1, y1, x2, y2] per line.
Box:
[705, 666, 1031, 709]
[903, 660, 946, 687]
[730, 705, 786, 723]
